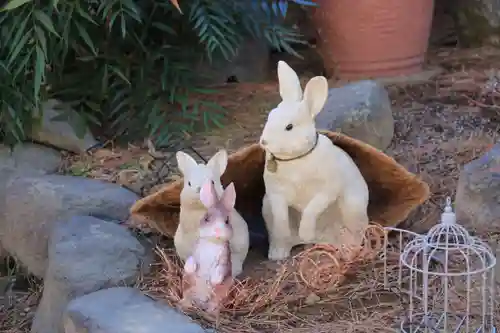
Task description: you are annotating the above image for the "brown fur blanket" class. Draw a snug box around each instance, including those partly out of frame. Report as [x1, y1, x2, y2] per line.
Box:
[129, 131, 430, 237]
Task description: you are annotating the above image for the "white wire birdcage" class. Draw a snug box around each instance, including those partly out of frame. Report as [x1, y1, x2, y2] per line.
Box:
[383, 197, 497, 333]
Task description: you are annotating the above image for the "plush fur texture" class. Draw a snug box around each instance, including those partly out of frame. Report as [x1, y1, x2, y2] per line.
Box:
[260, 60, 371, 260]
[128, 132, 430, 243]
[173, 150, 249, 277]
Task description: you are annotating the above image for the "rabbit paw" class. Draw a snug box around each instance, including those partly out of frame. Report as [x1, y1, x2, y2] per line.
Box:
[184, 256, 197, 274]
[210, 267, 225, 285]
[178, 297, 194, 310]
[206, 299, 221, 315]
[231, 261, 243, 277]
[298, 223, 316, 243]
[268, 246, 291, 261]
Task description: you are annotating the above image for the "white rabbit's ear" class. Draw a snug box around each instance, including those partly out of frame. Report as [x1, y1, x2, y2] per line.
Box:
[176, 151, 198, 176]
[207, 149, 228, 176]
[220, 182, 236, 211]
[303, 76, 328, 118]
[277, 60, 303, 102]
[199, 181, 218, 208]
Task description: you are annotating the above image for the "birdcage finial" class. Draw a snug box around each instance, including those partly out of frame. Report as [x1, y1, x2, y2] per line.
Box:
[441, 196, 456, 225]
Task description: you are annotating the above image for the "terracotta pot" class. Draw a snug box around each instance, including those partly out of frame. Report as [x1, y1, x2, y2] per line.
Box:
[311, 0, 434, 80]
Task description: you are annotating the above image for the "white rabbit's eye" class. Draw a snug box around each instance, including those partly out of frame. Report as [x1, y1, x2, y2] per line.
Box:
[211, 180, 214, 185]
[188, 181, 191, 186]
[225, 217, 230, 224]
[285, 124, 293, 131]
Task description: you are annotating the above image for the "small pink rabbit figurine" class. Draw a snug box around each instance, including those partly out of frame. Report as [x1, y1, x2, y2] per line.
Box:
[179, 180, 236, 314]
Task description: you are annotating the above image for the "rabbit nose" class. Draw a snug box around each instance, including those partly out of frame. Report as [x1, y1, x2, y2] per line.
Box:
[260, 139, 268, 146]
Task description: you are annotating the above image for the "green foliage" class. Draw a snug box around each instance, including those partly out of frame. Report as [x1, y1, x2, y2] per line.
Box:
[0, 0, 315, 146]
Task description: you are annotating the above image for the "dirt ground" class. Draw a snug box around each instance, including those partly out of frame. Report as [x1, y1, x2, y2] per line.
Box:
[3, 46, 500, 332]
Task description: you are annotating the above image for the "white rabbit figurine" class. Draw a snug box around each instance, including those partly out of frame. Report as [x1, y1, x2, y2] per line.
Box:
[180, 180, 235, 314]
[259, 60, 370, 261]
[175, 149, 249, 277]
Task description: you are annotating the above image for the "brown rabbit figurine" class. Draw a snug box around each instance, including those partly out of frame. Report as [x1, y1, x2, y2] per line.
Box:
[179, 180, 236, 314]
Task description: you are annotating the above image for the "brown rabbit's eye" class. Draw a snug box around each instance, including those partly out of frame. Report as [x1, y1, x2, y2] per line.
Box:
[285, 124, 293, 131]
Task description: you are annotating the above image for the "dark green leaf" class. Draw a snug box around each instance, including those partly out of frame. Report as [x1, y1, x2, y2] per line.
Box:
[208, 112, 224, 128]
[120, 15, 126, 38]
[0, 61, 11, 74]
[34, 26, 47, 56]
[82, 109, 101, 125]
[201, 100, 225, 112]
[76, 3, 97, 24]
[74, 21, 97, 55]
[34, 10, 60, 37]
[99, 65, 109, 97]
[34, 45, 46, 99]
[6, 104, 24, 140]
[12, 50, 32, 79]
[152, 22, 176, 35]
[108, 66, 131, 85]
[108, 11, 120, 31]
[7, 32, 31, 68]
[202, 110, 209, 130]
[2, 0, 32, 11]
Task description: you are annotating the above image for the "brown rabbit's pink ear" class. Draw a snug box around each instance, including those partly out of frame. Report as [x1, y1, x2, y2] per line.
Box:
[220, 182, 236, 211]
[199, 181, 218, 208]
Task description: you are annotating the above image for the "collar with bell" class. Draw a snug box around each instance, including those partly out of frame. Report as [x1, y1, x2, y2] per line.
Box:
[266, 132, 320, 173]
[202, 237, 227, 245]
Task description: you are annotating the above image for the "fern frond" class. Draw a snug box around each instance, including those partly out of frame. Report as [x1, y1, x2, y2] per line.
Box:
[0, 0, 316, 146]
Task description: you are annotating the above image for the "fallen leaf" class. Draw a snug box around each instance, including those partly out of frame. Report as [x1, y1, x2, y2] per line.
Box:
[92, 148, 119, 159]
[305, 293, 320, 305]
[147, 138, 169, 159]
[69, 163, 91, 176]
[139, 155, 155, 171]
[117, 169, 140, 185]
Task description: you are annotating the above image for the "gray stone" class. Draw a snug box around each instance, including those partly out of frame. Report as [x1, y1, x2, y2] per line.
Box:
[195, 39, 270, 85]
[0, 143, 61, 176]
[315, 80, 395, 151]
[453, 0, 500, 47]
[29, 99, 98, 154]
[32, 216, 151, 333]
[63, 287, 206, 333]
[0, 175, 140, 277]
[0, 144, 60, 261]
[455, 143, 500, 232]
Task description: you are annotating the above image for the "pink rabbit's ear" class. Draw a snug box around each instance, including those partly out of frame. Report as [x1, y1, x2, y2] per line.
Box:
[199, 181, 218, 208]
[220, 182, 236, 211]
